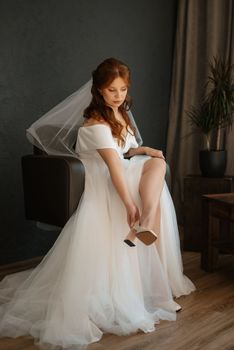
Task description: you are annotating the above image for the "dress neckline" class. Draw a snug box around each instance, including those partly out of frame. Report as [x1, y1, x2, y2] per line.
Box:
[79, 124, 134, 149]
[80, 124, 132, 137]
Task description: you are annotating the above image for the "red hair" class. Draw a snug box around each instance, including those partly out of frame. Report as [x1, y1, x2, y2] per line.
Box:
[84, 58, 136, 145]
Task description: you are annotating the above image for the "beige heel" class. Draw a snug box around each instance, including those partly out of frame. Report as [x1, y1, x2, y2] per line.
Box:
[134, 225, 157, 245]
[124, 228, 137, 247]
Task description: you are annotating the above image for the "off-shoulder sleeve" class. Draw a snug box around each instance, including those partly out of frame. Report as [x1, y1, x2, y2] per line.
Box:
[75, 125, 117, 152]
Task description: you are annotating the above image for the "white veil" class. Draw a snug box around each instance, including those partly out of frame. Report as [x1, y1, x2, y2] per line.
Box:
[26, 79, 143, 157]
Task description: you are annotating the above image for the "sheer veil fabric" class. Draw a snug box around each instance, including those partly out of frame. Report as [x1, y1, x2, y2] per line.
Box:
[0, 80, 195, 350]
[26, 79, 143, 157]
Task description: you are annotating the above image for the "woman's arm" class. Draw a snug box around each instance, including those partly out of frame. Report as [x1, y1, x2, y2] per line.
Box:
[97, 148, 139, 227]
[125, 146, 165, 159]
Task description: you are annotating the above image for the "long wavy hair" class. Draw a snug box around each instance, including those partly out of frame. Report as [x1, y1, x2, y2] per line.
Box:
[84, 57, 136, 145]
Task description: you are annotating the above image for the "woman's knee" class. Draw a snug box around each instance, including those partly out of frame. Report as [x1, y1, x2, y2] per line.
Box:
[155, 158, 166, 176]
[144, 158, 166, 175]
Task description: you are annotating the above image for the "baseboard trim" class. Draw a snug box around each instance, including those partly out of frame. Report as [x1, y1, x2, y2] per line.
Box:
[0, 256, 43, 280]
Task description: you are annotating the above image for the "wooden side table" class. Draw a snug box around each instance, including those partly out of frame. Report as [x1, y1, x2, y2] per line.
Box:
[184, 175, 234, 251]
[201, 193, 234, 271]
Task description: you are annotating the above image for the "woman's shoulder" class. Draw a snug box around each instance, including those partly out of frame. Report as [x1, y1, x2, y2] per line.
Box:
[77, 116, 116, 151]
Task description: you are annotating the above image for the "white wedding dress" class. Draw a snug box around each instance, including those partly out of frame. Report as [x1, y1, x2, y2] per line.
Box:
[0, 124, 195, 350]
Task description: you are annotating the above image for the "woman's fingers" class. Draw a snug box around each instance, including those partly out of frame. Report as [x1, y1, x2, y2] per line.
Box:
[154, 150, 165, 159]
[127, 213, 134, 228]
[145, 147, 165, 159]
[154, 152, 165, 160]
[135, 208, 140, 222]
[127, 205, 140, 228]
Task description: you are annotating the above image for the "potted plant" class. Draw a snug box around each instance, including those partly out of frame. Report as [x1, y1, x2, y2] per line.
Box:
[187, 56, 234, 177]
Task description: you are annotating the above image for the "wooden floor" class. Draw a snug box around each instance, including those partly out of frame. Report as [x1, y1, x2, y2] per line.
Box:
[0, 252, 234, 350]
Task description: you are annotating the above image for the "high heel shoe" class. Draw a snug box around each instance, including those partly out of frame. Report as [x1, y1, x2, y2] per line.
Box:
[134, 224, 157, 245]
[176, 305, 182, 312]
[124, 225, 157, 247]
[124, 228, 136, 247]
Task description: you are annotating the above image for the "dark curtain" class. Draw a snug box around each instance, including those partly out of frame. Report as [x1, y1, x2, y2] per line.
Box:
[166, 0, 234, 222]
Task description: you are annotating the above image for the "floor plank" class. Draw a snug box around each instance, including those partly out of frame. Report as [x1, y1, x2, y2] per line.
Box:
[0, 252, 233, 350]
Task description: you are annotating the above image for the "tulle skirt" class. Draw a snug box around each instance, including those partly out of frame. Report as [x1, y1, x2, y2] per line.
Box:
[0, 155, 195, 349]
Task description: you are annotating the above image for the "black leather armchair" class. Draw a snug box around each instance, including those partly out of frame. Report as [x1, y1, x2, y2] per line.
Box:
[22, 148, 171, 228]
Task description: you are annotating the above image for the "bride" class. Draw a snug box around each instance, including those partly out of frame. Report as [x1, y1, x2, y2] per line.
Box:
[0, 58, 195, 349]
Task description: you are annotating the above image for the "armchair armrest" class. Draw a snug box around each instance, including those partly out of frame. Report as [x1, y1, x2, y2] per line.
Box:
[21, 155, 85, 227]
[165, 163, 171, 190]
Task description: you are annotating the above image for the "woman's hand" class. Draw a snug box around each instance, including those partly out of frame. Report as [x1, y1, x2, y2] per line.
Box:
[97, 149, 140, 227]
[144, 147, 165, 159]
[125, 147, 165, 159]
[125, 202, 140, 228]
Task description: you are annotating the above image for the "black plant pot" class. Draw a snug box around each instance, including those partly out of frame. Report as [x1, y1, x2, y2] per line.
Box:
[199, 150, 227, 177]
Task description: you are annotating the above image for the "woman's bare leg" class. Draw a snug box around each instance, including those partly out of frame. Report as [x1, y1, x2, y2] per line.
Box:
[153, 204, 161, 234]
[124, 158, 165, 246]
[139, 158, 166, 233]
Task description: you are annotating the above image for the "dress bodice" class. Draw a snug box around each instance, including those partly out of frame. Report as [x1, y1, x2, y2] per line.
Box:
[76, 124, 139, 159]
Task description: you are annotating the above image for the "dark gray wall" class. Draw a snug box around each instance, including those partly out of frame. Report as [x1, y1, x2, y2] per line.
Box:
[0, 0, 177, 264]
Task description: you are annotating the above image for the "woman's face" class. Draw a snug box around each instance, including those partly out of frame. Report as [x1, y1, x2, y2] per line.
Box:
[100, 77, 128, 109]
